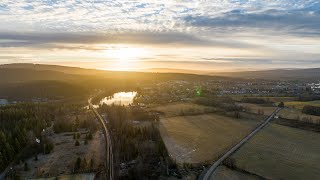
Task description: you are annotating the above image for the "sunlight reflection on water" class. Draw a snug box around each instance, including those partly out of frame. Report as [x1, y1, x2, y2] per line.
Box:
[99, 91, 137, 106]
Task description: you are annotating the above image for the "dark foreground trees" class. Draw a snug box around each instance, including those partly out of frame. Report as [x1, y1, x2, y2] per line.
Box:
[0, 102, 82, 172]
[0, 103, 55, 171]
[302, 105, 320, 116]
[98, 104, 178, 179]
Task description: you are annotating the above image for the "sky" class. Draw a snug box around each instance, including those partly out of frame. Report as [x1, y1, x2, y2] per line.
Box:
[0, 0, 319, 71]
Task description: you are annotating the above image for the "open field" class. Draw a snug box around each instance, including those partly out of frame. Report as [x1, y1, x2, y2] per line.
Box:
[231, 123, 320, 180]
[159, 113, 261, 164]
[15, 131, 105, 178]
[149, 102, 215, 117]
[284, 100, 320, 110]
[279, 108, 320, 124]
[237, 103, 277, 116]
[212, 165, 260, 180]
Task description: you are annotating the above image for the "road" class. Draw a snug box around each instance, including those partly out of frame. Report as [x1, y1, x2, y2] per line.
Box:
[88, 98, 114, 180]
[200, 108, 282, 180]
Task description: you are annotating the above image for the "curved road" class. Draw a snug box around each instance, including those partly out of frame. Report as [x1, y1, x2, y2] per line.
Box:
[88, 98, 114, 180]
[201, 108, 282, 180]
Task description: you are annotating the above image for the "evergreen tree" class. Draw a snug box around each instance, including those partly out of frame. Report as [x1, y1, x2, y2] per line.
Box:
[24, 162, 29, 171]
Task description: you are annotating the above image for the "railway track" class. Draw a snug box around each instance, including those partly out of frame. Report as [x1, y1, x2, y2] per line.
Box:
[88, 98, 114, 180]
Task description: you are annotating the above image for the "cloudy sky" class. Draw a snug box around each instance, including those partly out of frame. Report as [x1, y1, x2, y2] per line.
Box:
[0, 0, 319, 71]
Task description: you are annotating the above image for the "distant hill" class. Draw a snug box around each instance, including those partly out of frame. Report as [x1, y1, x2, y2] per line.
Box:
[0, 63, 227, 100]
[212, 68, 320, 80]
[2, 63, 320, 81]
[0, 68, 82, 84]
[0, 63, 227, 81]
[142, 68, 208, 75]
[139, 67, 320, 81]
[0, 80, 87, 100]
[0, 63, 107, 76]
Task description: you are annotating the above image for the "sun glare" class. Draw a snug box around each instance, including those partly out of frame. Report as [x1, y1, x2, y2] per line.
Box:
[105, 46, 147, 71]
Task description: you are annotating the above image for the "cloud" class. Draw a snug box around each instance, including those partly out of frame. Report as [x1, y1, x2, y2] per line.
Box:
[0, 0, 319, 69]
[0, 31, 258, 50]
[183, 6, 320, 37]
[0, 0, 318, 33]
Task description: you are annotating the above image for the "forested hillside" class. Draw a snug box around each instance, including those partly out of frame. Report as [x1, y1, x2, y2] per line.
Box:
[0, 63, 227, 101]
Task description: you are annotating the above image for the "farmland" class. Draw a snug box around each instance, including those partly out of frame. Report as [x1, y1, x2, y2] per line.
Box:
[230, 123, 320, 180]
[159, 112, 261, 164]
[212, 165, 260, 180]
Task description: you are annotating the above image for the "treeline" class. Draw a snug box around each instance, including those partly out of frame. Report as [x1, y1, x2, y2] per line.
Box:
[98, 104, 178, 179]
[195, 96, 243, 112]
[241, 97, 272, 104]
[297, 95, 320, 101]
[53, 114, 97, 134]
[302, 105, 320, 116]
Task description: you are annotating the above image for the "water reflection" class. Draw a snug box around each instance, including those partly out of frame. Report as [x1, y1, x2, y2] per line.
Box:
[99, 92, 137, 106]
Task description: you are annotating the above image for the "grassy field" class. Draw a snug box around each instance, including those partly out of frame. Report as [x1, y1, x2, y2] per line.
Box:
[159, 113, 261, 164]
[212, 165, 260, 180]
[237, 103, 277, 116]
[284, 100, 320, 110]
[149, 102, 215, 117]
[16, 131, 105, 178]
[231, 123, 320, 180]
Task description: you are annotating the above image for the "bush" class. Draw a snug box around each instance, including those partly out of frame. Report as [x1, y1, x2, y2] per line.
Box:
[75, 157, 81, 170]
[24, 162, 29, 171]
[86, 132, 93, 140]
[75, 140, 80, 146]
[90, 157, 94, 169]
[223, 158, 236, 169]
[76, 133, 81, 139]
[42, 139, 54, 154]
[241, 98, 270, 104]
[278, 102, 285, 107]
[302, 105, 320, 116]
[234, 111, 241, 119]
[53, 118, 73, 133]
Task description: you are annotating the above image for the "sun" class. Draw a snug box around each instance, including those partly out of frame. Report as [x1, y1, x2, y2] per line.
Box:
[105, 46, 147, 71]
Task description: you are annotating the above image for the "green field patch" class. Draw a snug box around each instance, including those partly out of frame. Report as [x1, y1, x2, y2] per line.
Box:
[212, 165, 260, 180]
[231, 123, 320, 180]
[159, 113, 261, 164]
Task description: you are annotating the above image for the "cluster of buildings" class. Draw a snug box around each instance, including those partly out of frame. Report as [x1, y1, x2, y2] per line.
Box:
[308, 82, 320, 94]
[136, 79, 320, 106]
